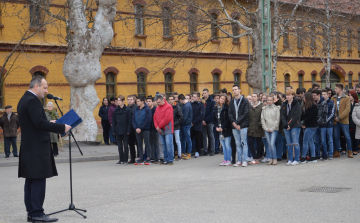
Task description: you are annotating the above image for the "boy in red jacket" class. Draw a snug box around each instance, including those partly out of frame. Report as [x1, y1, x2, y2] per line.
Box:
[154, 95, 174, 165]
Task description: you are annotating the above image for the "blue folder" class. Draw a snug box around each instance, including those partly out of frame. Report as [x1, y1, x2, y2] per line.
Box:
[56, 109, 83, 137]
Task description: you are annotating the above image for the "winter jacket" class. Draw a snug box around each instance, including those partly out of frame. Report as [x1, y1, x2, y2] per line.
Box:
[128, 104, 137, 133]
[325, 98, 335, 128]
[181, 101, 193, 126]
[351, 103, 360, 139]
[228, 95, 249, 129]
[301, 104, 319, 128]
[191, 101, 204, 131]
[172, 104, 183, 130]
[280, 99, 301, 129]
[108, 103, 117, 124]
[154, 101, 174, 135]
[332, 92, 351, 125]
[150, 106, 157, 132]
[213, 104, 232, 137]
[0, 112, 20, 138]
[98, 105, 109, 121]
[45, 111, 59, 143]
[274, 99, 284, 133]
[248, 102, 264, 137]
[349, 102, 356, 130]
[261, 104, 281, 132]
[132, 104, 152, 131]
[316, 97, 328, 128]
[112, 105, 132, 135]
[203, 96, 215, 124]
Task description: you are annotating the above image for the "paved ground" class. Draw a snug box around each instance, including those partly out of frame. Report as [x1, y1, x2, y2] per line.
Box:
[1, 154, 360, 223]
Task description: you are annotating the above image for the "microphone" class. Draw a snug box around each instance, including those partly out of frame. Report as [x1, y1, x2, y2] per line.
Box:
[47, 94, 63, 101]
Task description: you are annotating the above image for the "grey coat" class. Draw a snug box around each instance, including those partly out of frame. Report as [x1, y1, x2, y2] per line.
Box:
[351, 103, 360, 139]
[45, 111, 60, 143]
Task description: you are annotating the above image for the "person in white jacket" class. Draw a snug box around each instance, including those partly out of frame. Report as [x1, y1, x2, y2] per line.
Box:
[261, 95, 281, 165]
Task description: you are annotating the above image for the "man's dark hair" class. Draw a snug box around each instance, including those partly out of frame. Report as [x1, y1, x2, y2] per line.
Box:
[312, 82, 320, 89]
[178, 94, 185, 100]
[203, 88, 209, 92]
[138, 96, 146, 102]
[173, 91, 178, 95]
[286, 85, 293, 89]
[232, 84, 240, 89]
[193, 91, 200, 97]
[300, 87, 307, 93]
[296, 88, 304, 95]
[29, 75, 45, 89]
[156, 95, 164, 101]
[321, 89, 328, 94]
[312, 89, 322, 96]
[168, 95, 175, 100]
[220, 88, 227, 93]
[307, 88, 313, 92]
[146, 96, 154, 101]
[281, 94, 286, 99]
[335, 83, 344, 90]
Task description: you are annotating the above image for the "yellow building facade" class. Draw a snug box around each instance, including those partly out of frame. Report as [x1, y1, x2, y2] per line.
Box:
[0, 0, 360, 120]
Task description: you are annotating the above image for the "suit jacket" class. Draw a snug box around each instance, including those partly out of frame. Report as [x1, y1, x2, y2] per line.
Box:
[17, 91, 65, 179]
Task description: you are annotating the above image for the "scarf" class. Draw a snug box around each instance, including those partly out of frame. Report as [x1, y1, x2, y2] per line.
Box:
[46, 109, 59, 120]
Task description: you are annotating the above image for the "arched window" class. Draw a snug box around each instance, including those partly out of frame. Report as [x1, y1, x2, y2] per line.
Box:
[137, 72, 146, 97]
[165, 73, 173, 98]
[162, 7, 171, 37]
[234, 73, 240, 86]
[211, 13, 218, 40]
[213, 73, 220, 94]
[298, 74, 304, 88]
[106, 72, 116, 99]
[284, 74, 290, 92]
[190, 73, 198, 94]
[312, 74, 316, 84]
[135, 4, 144, 35]
[33, 71, 46, 106]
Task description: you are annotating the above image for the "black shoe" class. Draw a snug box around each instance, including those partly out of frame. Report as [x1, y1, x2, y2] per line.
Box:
[32, 214, 58, 222]
[202, 152, 209, 156]
[168, 161, 174, 165]
[300, 157, 307, 163]
[309, 157, 317, 162]
[191, 152, 195, 156]
[277, 158, 282, 161]
[116, 161, 123, 165]
[160, 161, 168, 165]
[316, 156, 320, 160]
[210, 153, 215, 156]
[282, 153, 287, 159]
[215, 151, 219, 154]
[14, 154, 19, 157]
[322, 156, 328, 161]
[27, 216, 32, 222]
[5, 155, 9, 158]
[128, 160, 136, 164]
[231, 160, 235, 164]
[105, 143, 110, 145]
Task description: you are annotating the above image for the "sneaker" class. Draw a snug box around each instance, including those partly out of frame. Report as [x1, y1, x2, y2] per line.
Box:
[144, 160, 151, 165]
[224, 161, 231, 166]
[215, 151, 219, 154]
[309, 157, 317, 162]
[300, 157, 307, 163]
[277, 158, 282, 161]
[135, 160, 144, 165]
[242, 161, 248, 167]
[116, 161, 123, 165]
[286, 160, 292, 166]
[231, 160, 236, 164]
[291, 161, 299, 166]
[249, 160, 259, 165]
[248, 157, 254, 162]
[210, 153, 215, 156]
[123, 162, 128, 165]
[233, 161, 242, 167]
[328, 156, 333, 160]
[160, 161, 168, 165]
[305, 155, 310, 161]
[261, 158, 270, 163]
[340, 151, 346, 156]
[177, 156, 182, 161]
[202, 152, 209, 156]
[195, 152, 199, 158]
[220, 160, 226, 166]
[168, 161, 174, 165]
[151, 159, 155, 163]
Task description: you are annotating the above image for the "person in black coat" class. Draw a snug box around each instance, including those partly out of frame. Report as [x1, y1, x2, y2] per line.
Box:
[112, 95, 132, 164]
[191, 92, 204, 158]
[98, 97, 110, 145]
[168, 95, 183, 160]
[214, 94, 232, 166]
[202, 89, 216, 156]
[127, 95, 137, 163]
[300, 92, 319, 163]
[17, 76, 70, 222]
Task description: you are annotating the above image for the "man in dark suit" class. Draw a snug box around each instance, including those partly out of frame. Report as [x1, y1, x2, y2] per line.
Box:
[17, 76, 71, 222]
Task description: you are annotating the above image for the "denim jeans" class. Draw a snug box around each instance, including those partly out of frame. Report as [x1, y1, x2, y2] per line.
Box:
[4, 137, 17, 156]
[265, 131, 278, 159]
[302, 127, 317, 158]
[232, 128, 248, 162]
[219, 135, 232, 161]
[284, 128, 301, 162]
[159, 133, 174, 162]
[262, 138, 270, 159]
[180, 125, 192, 154]
[314, 127, 327, 158]
[334, 122, 352, 151]
[275, 132, 283, 159]
[326, 127, 334, 157]
[202, 124, 215, 154]
[174, 130, 181, 155]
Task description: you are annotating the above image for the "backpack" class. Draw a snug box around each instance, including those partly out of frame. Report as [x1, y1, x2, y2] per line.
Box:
[317, 101, 328, 126]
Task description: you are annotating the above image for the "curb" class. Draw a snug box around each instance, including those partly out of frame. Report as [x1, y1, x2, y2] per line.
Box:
[0, 155, 119, 167]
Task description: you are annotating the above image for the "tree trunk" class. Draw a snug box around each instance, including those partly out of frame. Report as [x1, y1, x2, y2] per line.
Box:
[63, 0, 116, 141]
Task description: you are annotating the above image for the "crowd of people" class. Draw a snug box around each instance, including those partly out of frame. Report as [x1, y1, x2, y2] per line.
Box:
[98, 82, 360, 166]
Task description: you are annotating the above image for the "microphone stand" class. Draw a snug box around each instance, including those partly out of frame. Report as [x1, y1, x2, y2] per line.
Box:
[48, 99, 87, 218]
